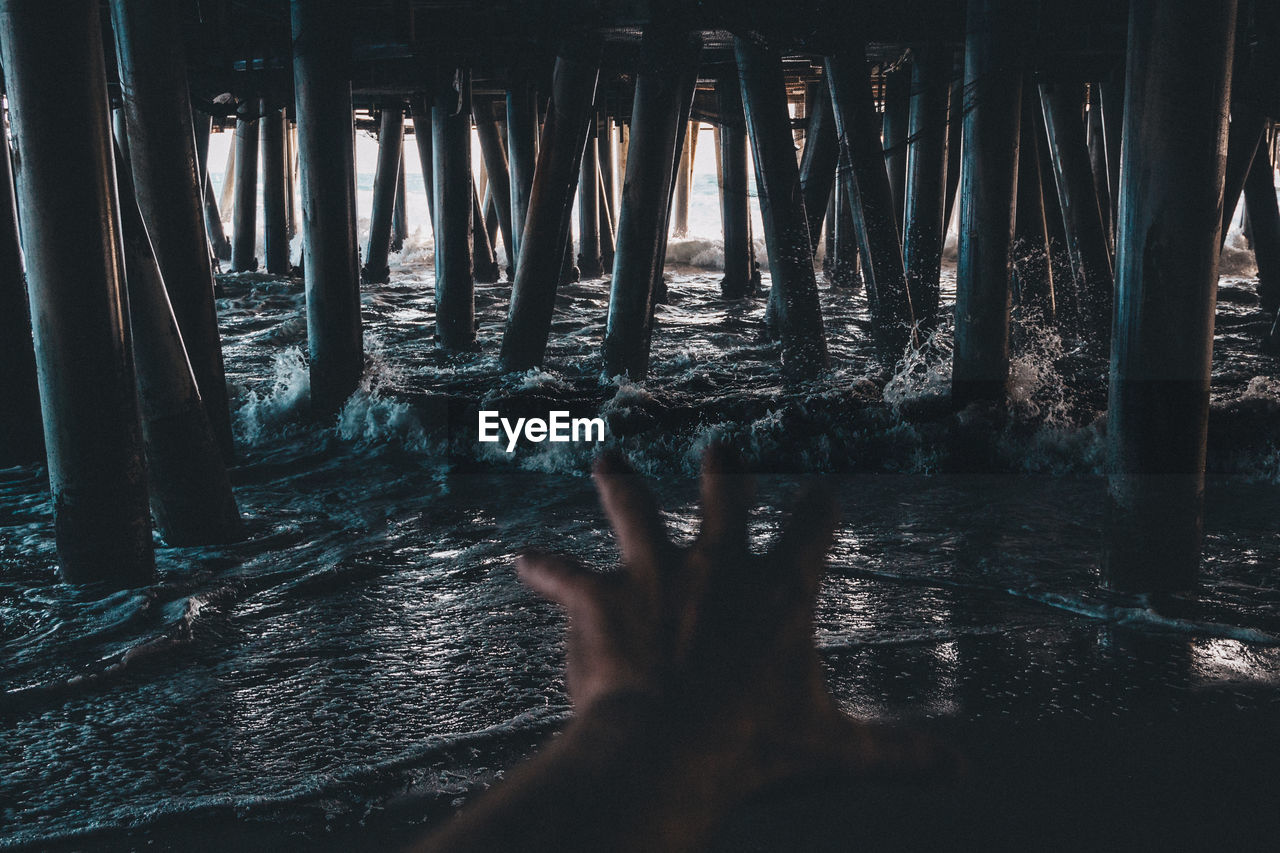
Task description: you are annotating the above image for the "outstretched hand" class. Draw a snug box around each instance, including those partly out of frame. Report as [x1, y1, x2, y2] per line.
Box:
[519, 445, 946, 803]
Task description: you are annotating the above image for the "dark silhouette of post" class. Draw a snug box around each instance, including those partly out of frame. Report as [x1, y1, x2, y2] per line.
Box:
[114, 145, 241, 545]
[0, 123, 41, 465]
[882, 61, 911, 234]
[736, 36, 829, 378]
[231, 100, 260, 272]
[1243, 139, 1280, 314]
[827, 45, 915, 357]
[262, 104, 291, 275]
[506, 83, 538, 275]
[943, 60, 963, 237]
[433, 69, 477, 348]
[472, 183, 500, 284]
[0, 0, 154, 585]
[1039, 83, 1113, 342]
[409, 96, 436, 234]
[578, 116, 604, 278]
[292, 0, 363, 413]
[952, 0, 1026, 407]
[501, 41, 601, 371]
[109, 0, 235, 459]
[717, 74, 754, 299]
[1106, 0, 1237, 592]
[1011, 83, 1055, 321]
[601, 28, 697, 378]
[473, 97, 514, 271]
[798, 79, 838, 256]
[363, 105, 404, 284]
[391, 156, 407, 252]
[192, 107, 233, 262]
[903, 42, 950, 324]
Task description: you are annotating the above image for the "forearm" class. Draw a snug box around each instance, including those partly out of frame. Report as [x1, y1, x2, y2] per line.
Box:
[412, 693, 740, 853]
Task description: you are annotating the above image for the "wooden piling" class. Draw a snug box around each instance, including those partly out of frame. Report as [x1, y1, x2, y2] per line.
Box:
[1243, 138, 1280, 314]
[943, 59, 963, 238]
[1098, 82, 1123, 240]
[578, 114, 604, 278]
[1039, 83, 1114, 343]
[391, 154, 407, 252]
[717, 74, 754, 299]
[472, 184, 500, 284]
[433, 69, 477, 348]
[1085, 93, 1112, 254]
[1, 0, 154, 585]
[1012, 82, 1055, 321]
[798, 78, 838, 256]
[882, 61, 911, 234]
[109, 0, 235, 459]
[473, 98, 514, 273]
[827, 45, 916, 357]
[231, 100, 260, 272]
[598, 162, 616, 270]
[193, 108, 233, 262]
[952, 0, 1026, 407]
[903, 42, 950, 324]
[500, 42, 601, 371]
[736, 36, 828, 378]
[292, 0, 363, 413]
[362, 106, 404, 284]
[506, 84, 538, 275]
[408, 96, 436, 234]
[262, 105, 291, 275]
[0, 116, 42, 465]
[831, 163, 861, 291]
[598, 112, 616, 227]
[114, 145, 241, 546]
[1105, 0, 1237, 592]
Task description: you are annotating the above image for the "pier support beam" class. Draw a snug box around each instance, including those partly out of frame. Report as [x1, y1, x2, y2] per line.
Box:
[409, 96, 436, 234]
[193, 108, 233, 262]
[506, 84, 538, 275]
[292, 0, 363, 413]
[1, 0, 154, 584]
[798, 79, 838, 255]
[433, 69, 476, 348]
[473, 98, 514, 272]
[0, 121, 41, 465]
[1012, 84, 1055, 321]
[362, 106, 404, 284]
[736, 36, 828, 378]
[262, 104, 291, 275]
[831, 166, 861, 290]
[114, 147, 241, 545]
[598, 164, 616, 270]
[827, 45, 915, 357]
[472, 184, 500, 284]
[601, 29, 696, 378]
[943, 62, 964, 237]
[109, 0, 234, 458]
[718, 74, 754, 299]
[391, 156, 407, 252]
[883, 61, 911, 234]
[500, 42, 601, 371]
[1039, 83, 1113, 341]
[903, 42, 950, 324]
[578, 116, 604, 278]
[1243, 139, 1280, 314]
[231, 100, 260, 272]
[952, 0, 1026, 407]
[1106, 0, 1237, 592]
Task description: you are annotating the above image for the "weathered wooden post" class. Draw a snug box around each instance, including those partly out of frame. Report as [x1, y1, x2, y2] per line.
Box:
[408, 96, 436, 233]
[578, 115, 604, 278]
[882, 60, 911, 234]
[114, 146, 241, 545]
[1086, 92, 1112, 254]
[601, 28, 697, 378]
[1039, 82, 1113, 341]
[1243, 139, 1280, 314]
[231, 99, 260, 272]
[952, 0, 1026, 407]
[943, 59, 964, 236]
[262, 104, 290, 275]
[827, 44, 916, 357]
[193, 107, 233, 262]
[500, 41, 601, 371]
[362, 105, 403, 284]
[651, 67, 699, 310]
[1, 0, 154, 585]
[672, 122, 693, 237]
[473, 97, 514, 271]
[736, 35, 828, 378]
[1099, 82, 1123, 239]
[109, 0, 235, 459]
[286, 119, 299, 239]
[598, 165, 616, 270]
[903, 42, 950, 324]
[506, 83, 538, 274]
[0, 120, 41, 465]
[1012, 83, 1055, 321]
[798, 78, 838, 255]
[292, 0, 363, 413]
[598, 112, 616, 226]
[831, 162, 861, 291]
[472, 184, 500, 284]
[717, 74, 754, 299]
[1106, 0, 1237, 592]
[392, 151, 407, 252]
[433, 69, 476, 348]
